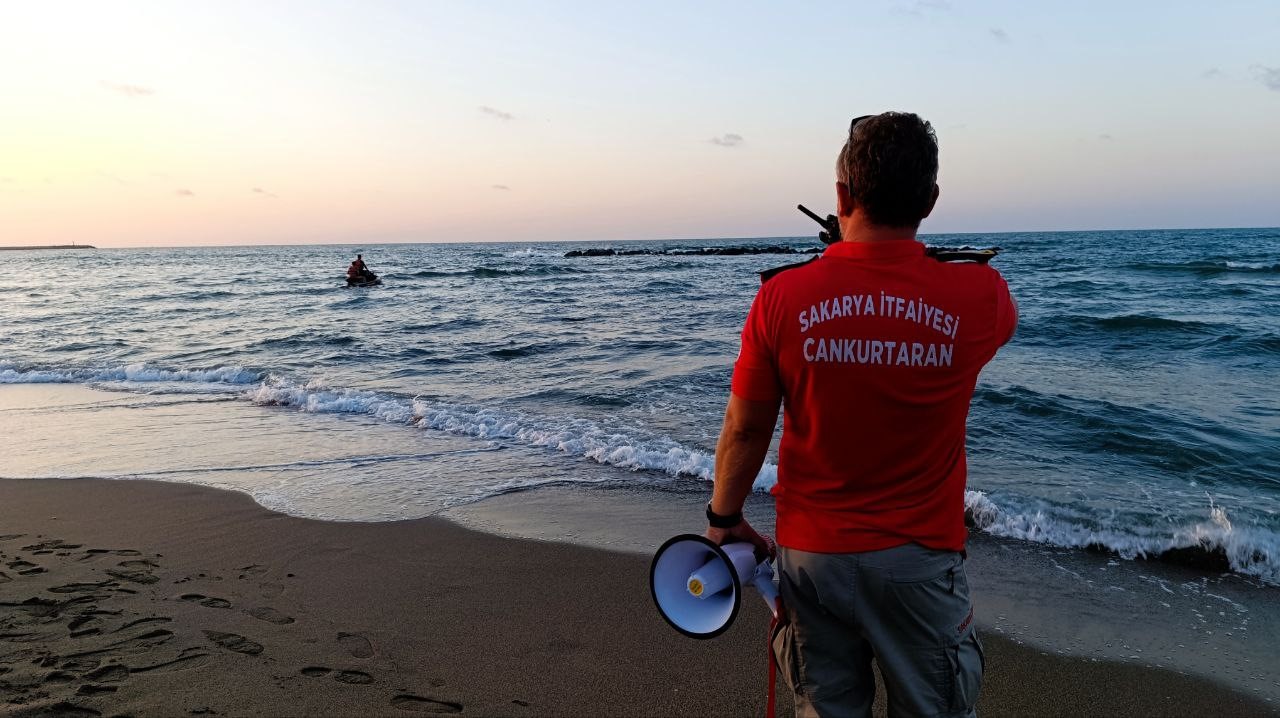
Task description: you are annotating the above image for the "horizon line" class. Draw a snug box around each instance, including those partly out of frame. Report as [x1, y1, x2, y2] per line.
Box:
[14, 224, 1279, 250]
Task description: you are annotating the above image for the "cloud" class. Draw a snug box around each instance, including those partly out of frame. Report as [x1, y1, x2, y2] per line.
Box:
[252, 187, 278, 198]
[893, 0, 950, 16]
[102, 81, 155, 97]
[1202, 67, 1224, 79]
[1252, 65, 1280, 91]
[175, 188, 195, 197]
[491, 184, 511, 191]
[479, 105, 515, 121]
[989, 27, 1010, 43]
[710, 133, 744, 148]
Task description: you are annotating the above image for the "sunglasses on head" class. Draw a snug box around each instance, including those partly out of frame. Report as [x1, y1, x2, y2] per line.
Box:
[850, 114, 874, 134]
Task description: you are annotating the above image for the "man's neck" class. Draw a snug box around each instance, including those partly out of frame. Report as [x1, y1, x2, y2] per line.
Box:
[837, 215, 919, 243]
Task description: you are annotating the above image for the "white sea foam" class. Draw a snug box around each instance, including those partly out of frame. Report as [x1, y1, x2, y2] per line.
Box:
[0, 362, 259, 386]
[6, 362, 1276, 585]
[965, 490, 1280, 585]
[246, 378, 779, 491]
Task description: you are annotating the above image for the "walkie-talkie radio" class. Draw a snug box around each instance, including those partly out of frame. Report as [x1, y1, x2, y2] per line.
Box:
[796, 204, 1000, 264]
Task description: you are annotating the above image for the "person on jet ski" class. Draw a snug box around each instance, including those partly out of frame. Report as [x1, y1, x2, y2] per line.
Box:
[354, 254, 370, 277]
[347, 254, 377, 284]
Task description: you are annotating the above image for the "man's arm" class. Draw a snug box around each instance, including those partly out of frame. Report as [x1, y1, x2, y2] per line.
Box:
[706, 393, 781, 556]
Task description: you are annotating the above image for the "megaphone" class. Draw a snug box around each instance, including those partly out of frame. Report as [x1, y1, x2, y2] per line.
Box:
[650, 534, 780, 639]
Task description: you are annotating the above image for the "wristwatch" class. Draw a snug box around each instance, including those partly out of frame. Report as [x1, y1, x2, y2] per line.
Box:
[706, 501, 743, 529]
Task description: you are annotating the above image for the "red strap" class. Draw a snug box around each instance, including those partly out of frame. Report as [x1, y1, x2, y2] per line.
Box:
[766, 597, 782, 718]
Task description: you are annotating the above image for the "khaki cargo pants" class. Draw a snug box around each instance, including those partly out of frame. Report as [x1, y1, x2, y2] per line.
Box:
[773, 543, 984, 718]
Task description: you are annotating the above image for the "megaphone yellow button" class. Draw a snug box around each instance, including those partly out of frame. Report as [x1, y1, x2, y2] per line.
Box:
[688, 578, 704, 597]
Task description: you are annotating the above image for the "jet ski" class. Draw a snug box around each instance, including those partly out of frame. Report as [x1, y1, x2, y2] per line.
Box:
[346, 273, 382, 287]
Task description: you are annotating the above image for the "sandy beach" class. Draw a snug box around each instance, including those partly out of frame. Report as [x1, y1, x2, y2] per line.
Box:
[1, 478, 1273, 717]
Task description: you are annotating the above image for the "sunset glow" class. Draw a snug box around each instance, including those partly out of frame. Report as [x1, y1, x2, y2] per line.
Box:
[2, 1, 1278, 247]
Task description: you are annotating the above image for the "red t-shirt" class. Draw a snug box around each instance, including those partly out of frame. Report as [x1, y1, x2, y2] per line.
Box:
[731, 240, 1016, 554]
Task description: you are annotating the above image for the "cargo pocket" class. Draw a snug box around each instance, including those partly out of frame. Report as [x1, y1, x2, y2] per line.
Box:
[946, 630, 984, 715]
[771, 619, 804, 698]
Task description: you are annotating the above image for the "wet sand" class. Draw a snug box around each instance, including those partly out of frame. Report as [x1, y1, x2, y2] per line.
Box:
[1, 478, 1274, 717]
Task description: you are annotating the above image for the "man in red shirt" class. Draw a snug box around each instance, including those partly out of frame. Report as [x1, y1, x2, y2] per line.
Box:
[705, 112, 1016, 717]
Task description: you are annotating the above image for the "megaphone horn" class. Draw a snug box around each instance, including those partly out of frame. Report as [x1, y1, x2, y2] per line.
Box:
[649, 534, 779, 639]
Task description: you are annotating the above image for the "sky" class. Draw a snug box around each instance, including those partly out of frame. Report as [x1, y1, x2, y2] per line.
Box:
[1, 1, 1278, 247]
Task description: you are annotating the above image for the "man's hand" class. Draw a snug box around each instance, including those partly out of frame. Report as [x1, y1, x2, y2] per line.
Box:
[706, 518, 776, 562]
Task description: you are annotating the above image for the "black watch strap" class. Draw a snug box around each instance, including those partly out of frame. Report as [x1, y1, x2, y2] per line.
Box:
[706, 501, 743, 529]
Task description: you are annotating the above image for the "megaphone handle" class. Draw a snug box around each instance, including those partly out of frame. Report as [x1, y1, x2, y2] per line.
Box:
[753, 575, 780, 617]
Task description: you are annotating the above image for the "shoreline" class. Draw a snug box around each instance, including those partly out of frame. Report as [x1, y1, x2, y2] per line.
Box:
[2, 478, 1275, 717]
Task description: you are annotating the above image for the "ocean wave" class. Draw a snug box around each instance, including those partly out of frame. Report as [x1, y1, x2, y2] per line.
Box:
[1225, 260, 1280, 271]
[965, 491, 1280, 585]
[244, 378, 778, 491]
[485, 340, 582, 360]
[1050, 313, 1216, 334]
[404, 266, 585, 279]
[1202, 332, 1280, 356]
[1126, 259, 1280, 275]
[0, 362, 261, 385]
[254, 374, 1276, 585]
[971, 385, 1273, 478]
[249, 332, 358, 350]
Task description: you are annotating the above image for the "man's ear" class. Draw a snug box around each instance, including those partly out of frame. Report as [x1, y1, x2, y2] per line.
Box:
[836, 182, 855, 217]
[921, 184, 940, 219]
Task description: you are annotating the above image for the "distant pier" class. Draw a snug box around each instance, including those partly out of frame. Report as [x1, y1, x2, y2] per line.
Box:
[0, 244, 95, 250]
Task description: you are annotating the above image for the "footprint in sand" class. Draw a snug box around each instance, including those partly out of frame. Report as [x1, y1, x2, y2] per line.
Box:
[337, 632, 374, 658]
[203, 630, 264, 656]
[258, 581, 285, 599]
[245, 606, 294, 625]
[0, 570, 11, 583]
[390, 695, 464, 714]
[50, 581, 119, 594]
[113, 616, 173, 633]
[7, 559, 46, 576]
[107, 567, 160, 585]
[23, 539, 83, 551]
[84, 664, 129, 683]
[132, 647, 211, 674]
[76, 683, 118, 695]
[334, 670, 374, 685]
[298, 666, 374, 685]
[110, 557, 159, 583]
[30, 702, 101, 717]
[181, 594, 232, 609]
[60, 657, 101, 673]
[0, 534, 27, 541]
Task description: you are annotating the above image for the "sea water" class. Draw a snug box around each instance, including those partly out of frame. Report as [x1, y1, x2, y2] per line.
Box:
[2, 229, 1278, 587]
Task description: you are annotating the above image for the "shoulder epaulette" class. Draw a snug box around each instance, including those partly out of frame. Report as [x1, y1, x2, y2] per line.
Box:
[925, 246, 1001, 264]
[759, 256, 820, 284]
